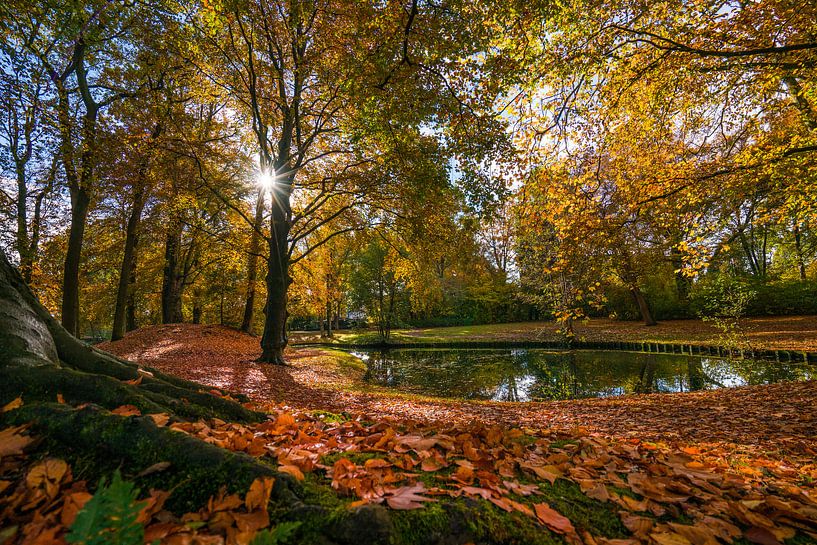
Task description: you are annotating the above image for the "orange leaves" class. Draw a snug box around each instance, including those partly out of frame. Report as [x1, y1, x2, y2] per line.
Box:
[534, 503, 579, 541]
[277, 465, 305, 481]
[2, 396, 23, 412]
[111, 404, 141, 416]
[244, 477, 274, 512]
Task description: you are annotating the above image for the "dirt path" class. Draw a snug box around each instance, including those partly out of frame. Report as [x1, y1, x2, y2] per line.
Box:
[101, 324, 817, 457]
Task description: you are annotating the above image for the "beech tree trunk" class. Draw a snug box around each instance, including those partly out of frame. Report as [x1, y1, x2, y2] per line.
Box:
[259, 184, 291, 364]
[241, 188, 266, 333]
[61, 187, 91, 336]
[112, 186, 147, 340]
[162, 219, 185, 324]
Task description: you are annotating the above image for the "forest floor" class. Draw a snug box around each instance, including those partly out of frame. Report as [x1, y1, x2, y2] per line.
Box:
[100, 324, 817, 451]
[290, 316, 817, 352]
[91, 323, 817, 544]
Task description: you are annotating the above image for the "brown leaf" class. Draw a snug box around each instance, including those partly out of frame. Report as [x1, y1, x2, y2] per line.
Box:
[279, 464, 305, 481]
[385, 484, 435, 510]
[744, 527, 782, 545]
[148, 413, 171, 427]
[137, 461, 171, 478]
[0, 426, 34, 457]
[651, 532, 693, 545]
[667, 523, 719, 545]
[534, 503, 575, 535]
[61, 491, 93, 526]
[111, 404, 141, 416]
[27, 458, 69, 499]
[245, 477, 275, 512]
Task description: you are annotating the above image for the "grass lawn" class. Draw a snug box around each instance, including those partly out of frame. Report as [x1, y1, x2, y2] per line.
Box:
[290, 315, 817, 352]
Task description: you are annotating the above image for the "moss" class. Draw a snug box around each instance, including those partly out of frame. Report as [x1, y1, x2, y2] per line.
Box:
[548, 439, 579, 450]
[786, 534, 817, 545]
[309, 410, 351, 423]
[534, 479, 629, 539]
[391, 497, 565, 545]
[319, 451, 385, 466]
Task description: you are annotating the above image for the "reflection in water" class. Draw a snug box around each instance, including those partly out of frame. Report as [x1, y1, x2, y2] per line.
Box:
[354, 348, 816, 402]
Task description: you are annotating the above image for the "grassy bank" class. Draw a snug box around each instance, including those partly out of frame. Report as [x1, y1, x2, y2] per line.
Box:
[290, 316, 817, 352]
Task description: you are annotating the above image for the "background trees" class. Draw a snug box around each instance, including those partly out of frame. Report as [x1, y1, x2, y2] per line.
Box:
[0, 0, 815, 349]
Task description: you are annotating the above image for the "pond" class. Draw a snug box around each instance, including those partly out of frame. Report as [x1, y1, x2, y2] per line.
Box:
[348, 348, 816, 402]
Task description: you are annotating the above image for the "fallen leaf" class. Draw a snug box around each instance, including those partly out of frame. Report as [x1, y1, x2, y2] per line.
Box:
[386, 484, 435, 510]
[112, 404, 141, 416]
[245, 477, 275, 511]
[0, 426, 34, 457]
[2, 396, 22, 412]
[279, 464, 305, 481]
[137, 461, 171, 477]
[534, 503, 575, 535]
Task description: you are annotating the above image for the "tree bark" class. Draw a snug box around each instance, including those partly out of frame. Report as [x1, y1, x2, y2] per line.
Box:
[112, 186, 147, 340]
[259, 184, 291, 364]
[241, 188, 266, 333]
[794, 223, 807, 280]
[162, 219, 185, 324]
[61, 187, 91, 336]
[630, 286, 657, 326]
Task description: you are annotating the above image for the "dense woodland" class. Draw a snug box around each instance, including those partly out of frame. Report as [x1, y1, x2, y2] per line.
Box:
[1, 0, 816, 357]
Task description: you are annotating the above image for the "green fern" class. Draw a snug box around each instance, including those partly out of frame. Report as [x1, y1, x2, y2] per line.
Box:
[67, 470, 146, 545]
[250, 522, 302, 545]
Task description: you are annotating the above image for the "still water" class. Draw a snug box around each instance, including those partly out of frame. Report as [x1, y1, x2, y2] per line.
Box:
[349, 348, 816, 402]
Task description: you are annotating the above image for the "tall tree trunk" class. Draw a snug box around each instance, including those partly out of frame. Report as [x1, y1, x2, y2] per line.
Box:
[794, 224, 807, 280]
[15, 165, 32, 282]
[630, 286, 657, 326]
[259, 182, 292, 364]
[241, 188, 266, 333]
[125, 263, 138, 332]
[325, 300, 333, 338]
[61, 187, 91, 336]
[112, 186, 147, 340]
[162, 219, 184, 324]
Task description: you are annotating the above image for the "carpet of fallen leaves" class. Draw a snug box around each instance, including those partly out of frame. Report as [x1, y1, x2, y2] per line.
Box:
[99, 325, 817, 452]
[4, 323, 804, 545]
[0, 419, 276, 545]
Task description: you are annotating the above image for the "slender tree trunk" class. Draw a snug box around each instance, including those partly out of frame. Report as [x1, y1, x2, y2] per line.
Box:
[241, 188, 266, 333]
[334, 300, 340, 330]
[259, 182, 292, 364]
[325, 300, 333, 338]
[794, 224, 807, 280]
[125, 265, 138, 333]
[630, 286, 657, 326]
[15, 165, 32, 282]
[162, 219, 184, 324]
[61, 187, 91, 337]
[112, 187, 147, 340]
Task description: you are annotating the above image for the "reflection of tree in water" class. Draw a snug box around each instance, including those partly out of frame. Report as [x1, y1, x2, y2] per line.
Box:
[357, 348, 817, 401]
